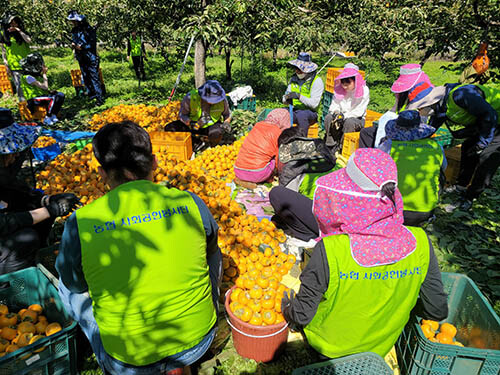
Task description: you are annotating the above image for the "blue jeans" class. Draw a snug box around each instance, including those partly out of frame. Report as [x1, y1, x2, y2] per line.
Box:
[58, 252, 222, 374]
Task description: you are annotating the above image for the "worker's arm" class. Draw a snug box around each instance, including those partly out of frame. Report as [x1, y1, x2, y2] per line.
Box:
[126, 38, 131, 58]
[452, 85, 497, 149]
[221, 98, 231, 123]
[282, 83, 293, 104]
[27, 66, 49, 91]
[56, 213, 89, 293]
[282, 240, 329, 326]
[188, 191, 222, 307]
[298, 77, 325, 110]
[415, 238, 448, 321]
[179, 93, 192, 125]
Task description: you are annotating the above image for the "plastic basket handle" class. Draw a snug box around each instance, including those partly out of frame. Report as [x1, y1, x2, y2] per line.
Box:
[225, 314, 289, 339]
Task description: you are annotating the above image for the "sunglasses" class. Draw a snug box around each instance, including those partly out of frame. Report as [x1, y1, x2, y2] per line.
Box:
[340, 77, 355, 84]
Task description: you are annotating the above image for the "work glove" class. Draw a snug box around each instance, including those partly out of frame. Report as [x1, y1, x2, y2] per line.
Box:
[332, 112, 344, 130]
[42, 193, 81, 218]
[285, 92, 300, 102]
[221, 120, 231, 133]
[472, 144, 485, 156]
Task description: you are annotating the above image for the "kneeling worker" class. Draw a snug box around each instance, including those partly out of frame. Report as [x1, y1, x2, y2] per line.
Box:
[175, 80, 231, 147]
[56, 121, 222, 374]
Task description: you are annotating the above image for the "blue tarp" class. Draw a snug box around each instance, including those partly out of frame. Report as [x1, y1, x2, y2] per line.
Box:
[40, 129, 95, 143]
[32, 143, 62, 162]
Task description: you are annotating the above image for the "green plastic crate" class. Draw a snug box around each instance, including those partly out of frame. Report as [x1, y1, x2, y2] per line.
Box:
[432, 127, 454, 148]
[396, 272, 500, 375]
[256, 108, 274, 122]
[228, 95, 256, 112]
[0, 267, 78, 375]
[292, 352, 392, 375]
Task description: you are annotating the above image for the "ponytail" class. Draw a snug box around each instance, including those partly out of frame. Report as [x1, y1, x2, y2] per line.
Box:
[381, 182, 397, 208]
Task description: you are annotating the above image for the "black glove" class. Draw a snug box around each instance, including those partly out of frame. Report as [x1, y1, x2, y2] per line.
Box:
[43, 193, 81, 218]
[285, 92, 300, 101]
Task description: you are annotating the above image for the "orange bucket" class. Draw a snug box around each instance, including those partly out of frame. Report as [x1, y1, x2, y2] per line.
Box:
[225, 287, 289, 362]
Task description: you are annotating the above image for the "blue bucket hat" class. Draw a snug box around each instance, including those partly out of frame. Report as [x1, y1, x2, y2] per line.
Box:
[288, 52, 318, 73]
[0, 108, 41, 154]
[198, 80, 226, 104]
[378, 110, 436, 153]
[67, 10, 86, 22]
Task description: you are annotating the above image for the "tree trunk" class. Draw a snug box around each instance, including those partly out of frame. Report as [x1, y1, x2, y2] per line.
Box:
[194, 38, 206, 88]
[225, 44, 233, 81]
[272, 45, 278, 68]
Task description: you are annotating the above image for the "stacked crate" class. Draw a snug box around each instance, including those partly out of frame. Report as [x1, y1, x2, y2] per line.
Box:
[0, 65, 13, 95]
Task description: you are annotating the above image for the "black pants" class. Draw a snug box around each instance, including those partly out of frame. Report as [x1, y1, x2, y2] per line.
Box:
[131, 56, 146, 80]
[458, 128, 500, 200]
[164, 120, 224, 147]
[269, 186, 319, 241]
[293, 109, 318, 133]
[27, 92, 65, 117]
[359, 125, 378, 148]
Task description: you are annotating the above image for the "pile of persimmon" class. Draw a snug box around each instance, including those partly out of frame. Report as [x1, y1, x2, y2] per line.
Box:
[0, 303, 62, 357]
[36, 144, 105, 206]
[420, 320, 463, 346]
[88, 102, 181, 132]
[228, 252, 295, 326]
[32, 136, 57, 148]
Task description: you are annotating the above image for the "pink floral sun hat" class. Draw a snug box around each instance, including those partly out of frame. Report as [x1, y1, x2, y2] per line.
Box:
[265, 108, 291, 130]
[391, 63, 433, 94]
[334, 63, 366, 100]
[312, 148, 417, 267]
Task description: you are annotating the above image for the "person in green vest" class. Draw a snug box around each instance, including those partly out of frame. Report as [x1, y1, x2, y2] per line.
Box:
[172, 80, 231, 147]
[19, 53, 65, 126]
[283, 52, 324, 134]
[378, 110, 446, 226]
[427, 83, 500, 211]
[126, 31, 147, 81]
[0, 12, 31, 100]
[56, 121, 222, 375]
[281, 148, 448, 360]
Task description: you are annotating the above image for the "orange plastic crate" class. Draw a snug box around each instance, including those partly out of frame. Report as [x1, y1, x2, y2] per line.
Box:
[307, 123, 319, 138]
[0, 65, 9, 83]
[150, 132, 192, 161]
[365, 109, 382, 128]
[18, 101, 47, 122]
[0, 81, 13, 95]
[325, 68, 365, 94]
[70, 68, 104, 87]
[341, 131, 360, 159]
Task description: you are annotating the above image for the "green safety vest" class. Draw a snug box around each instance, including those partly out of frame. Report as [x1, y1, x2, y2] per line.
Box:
[129, 36, 142, 57]
[4, 36, 30, 71]
[290, 75, 320, 111]
[189, 90, 225, 127]
[76, 180, 216, 365]
[20, 75, 45, 101]
[299, 169, 335, 200]
[390, 139, 443, 213]
[446, 84, 500, 127]
[304, 227, 429, 358]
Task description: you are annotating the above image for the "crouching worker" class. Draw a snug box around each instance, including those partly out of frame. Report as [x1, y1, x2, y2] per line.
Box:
[378, 110, 447, 226]
[20, 52, 65, 125]
[233, 108, 291, 188]
[166, 80, 231, 148]
[0, 108, 79, 275]
[282, 148, 448, 360]
[56, 121, 222, 375]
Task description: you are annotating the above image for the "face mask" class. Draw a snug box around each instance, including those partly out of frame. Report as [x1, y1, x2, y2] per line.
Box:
[296, 72, 307, 79]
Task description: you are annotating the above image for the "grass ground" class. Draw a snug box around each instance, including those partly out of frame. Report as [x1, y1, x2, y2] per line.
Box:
[2, 47, 498, 374]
